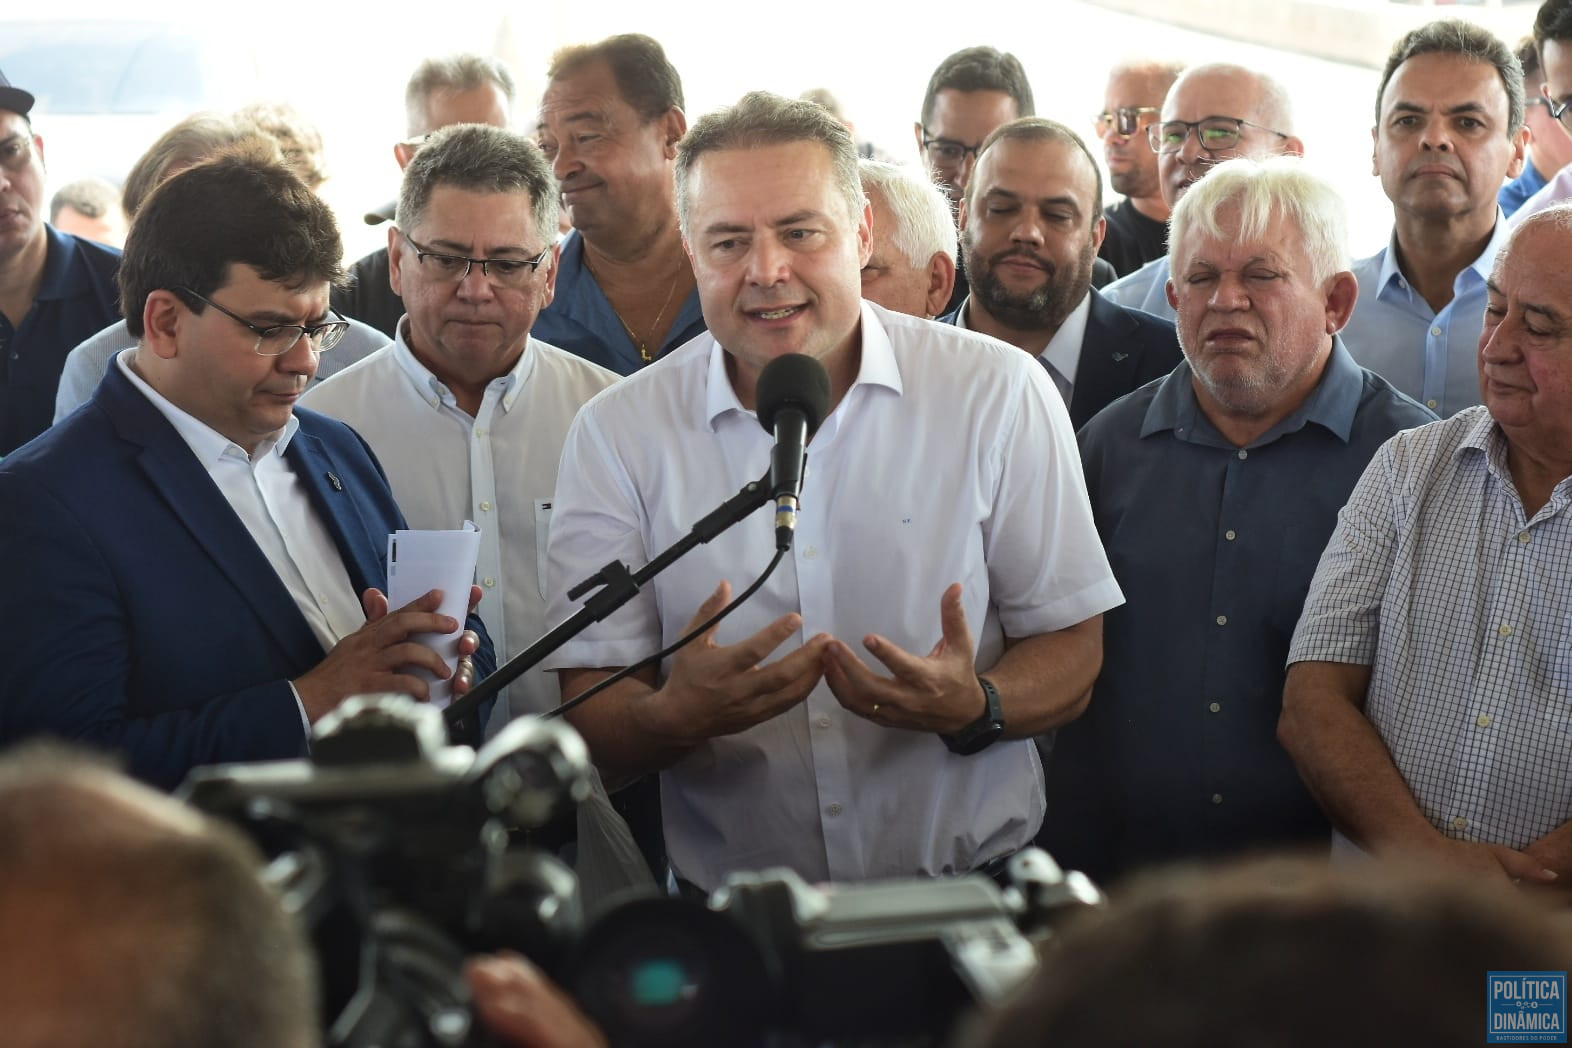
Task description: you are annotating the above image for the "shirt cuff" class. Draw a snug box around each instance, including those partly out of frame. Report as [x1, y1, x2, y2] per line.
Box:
[288, 680, 313, 751]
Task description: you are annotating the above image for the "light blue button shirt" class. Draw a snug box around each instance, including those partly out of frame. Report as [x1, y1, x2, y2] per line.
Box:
[1341, 218, 1509, 418]
[1100, 256, 1175, 321]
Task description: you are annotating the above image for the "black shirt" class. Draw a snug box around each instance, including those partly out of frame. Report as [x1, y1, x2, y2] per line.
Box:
[1099, 198, 1168, 279]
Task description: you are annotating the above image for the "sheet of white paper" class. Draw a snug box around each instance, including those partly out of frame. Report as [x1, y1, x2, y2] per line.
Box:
[385, 521, 482, 709]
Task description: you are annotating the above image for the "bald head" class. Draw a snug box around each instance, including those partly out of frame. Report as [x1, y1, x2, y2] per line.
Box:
[1159, 63, 1303, 207]
[0, 749, 320, 1048]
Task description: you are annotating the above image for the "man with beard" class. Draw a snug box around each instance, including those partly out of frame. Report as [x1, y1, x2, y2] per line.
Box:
[1038, 157, 1433, 885]
[1343, 20, 1528, 417]
[942, 118, 1180, 430]
[1102, 64, 1303, 321]
[1095, 60, 1185, 277]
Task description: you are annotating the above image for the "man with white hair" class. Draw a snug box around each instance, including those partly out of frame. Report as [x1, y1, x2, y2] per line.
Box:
[1281, 203, 1572, 899]
[1041, 157, 1433, 884]
[1101, 63, 1303, 321]
[856, 159, 956, 319]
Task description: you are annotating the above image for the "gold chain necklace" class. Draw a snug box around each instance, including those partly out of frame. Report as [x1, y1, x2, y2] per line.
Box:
[585, 253, 681, 364]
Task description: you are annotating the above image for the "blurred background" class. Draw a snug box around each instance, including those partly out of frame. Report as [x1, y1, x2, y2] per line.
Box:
[0, 0, 1545, 261]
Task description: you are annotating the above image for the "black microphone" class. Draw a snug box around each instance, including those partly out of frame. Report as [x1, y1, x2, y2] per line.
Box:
[755, 354, 832, 551]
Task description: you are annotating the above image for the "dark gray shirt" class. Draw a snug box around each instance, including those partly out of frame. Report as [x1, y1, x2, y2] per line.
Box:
[1039, 338, 1435, 883]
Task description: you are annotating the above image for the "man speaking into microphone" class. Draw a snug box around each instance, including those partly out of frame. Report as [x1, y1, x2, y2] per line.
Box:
[544, 92, 1122, 893]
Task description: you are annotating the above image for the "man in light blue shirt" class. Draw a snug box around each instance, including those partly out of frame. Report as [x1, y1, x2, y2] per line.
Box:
[1341, 21, 1527, 417]
[1101, 63, 1302, 321]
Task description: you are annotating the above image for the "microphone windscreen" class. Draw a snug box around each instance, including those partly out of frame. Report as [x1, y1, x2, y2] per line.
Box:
[755, 354, 832, 437]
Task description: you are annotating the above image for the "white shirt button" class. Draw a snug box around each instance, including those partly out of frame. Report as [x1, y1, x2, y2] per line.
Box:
[475, 427, 487, 437]
[1236, 449, 1248, 460]
[1452, 816, 1468, 831]
[1519, 532, 1532, 544]
[817, 716, 831, 729]
[1426, 399, 1438, 410]
[479, 501, 492, 512]
[484, 577, 496, 588]
[1211, 793, 1224, 805]
[1209, 702, 1222, 713]
[1216, 615, 1228, 626]
[1476, 714, 1492, 728]
[803, 546, 819, 559]
[1430, 326, 1442, 337]
[827, 803, 843, 817]
[1498, 623, 1514, 637]
[1224, 529, 1237, 541]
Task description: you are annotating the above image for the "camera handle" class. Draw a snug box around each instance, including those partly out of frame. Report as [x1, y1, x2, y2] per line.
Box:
[442, 471, 773, 732]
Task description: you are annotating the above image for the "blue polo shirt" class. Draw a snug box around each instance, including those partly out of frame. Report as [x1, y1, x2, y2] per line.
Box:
[1499, 159, 1549, 217]
[531, 229, 706, 376]
[1038, 339, 1434, 883]
[0, 225, 121, 455]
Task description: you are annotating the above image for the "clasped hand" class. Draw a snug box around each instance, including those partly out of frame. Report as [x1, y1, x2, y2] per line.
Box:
[649, 580, 982, 744]
[295, 585, 483, 723]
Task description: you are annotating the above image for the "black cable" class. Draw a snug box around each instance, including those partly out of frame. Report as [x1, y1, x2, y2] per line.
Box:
[544, 546, 790, 720]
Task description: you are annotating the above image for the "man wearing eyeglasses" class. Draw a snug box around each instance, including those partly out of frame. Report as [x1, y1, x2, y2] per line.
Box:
[1500, 37, 1572, 217]
[914, 47, 1036, 317]
[334, 54, 516, 339]
[1102, 63, 1303, 321]
[1343, 21, 1527, 418]
[0, 69, 122, 457]
[1503, 2, 1572, 228]
[304, 124, 618, 730]
[0, 147, 495, 789]
[1094, 60, 1184, 278]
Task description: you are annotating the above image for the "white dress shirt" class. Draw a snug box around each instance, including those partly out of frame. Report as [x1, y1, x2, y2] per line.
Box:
[544, 302, 1124, 890]
[301, 327, 619, 728]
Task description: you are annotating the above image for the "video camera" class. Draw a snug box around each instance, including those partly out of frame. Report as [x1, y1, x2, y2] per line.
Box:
[181, 696, 1102, 1048]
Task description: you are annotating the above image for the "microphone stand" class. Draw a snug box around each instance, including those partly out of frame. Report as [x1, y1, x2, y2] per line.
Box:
[443, 471, 773, 733]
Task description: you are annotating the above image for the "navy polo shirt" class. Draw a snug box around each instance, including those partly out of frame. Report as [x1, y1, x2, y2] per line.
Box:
[531, 229, 706, 376]
[1039, 339, 1435, 884]
[0, 225, 121, 455]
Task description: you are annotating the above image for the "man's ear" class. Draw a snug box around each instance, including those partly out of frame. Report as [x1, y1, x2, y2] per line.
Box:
[1324, 270, 1360, 334]
[387, 226, 405, 297]
[661, 107, 688, 159]
[142, 290, 185, 360]
[541, 242, 563, 308]
[925, 252, 958, 319]
[394, 141, 417, 170]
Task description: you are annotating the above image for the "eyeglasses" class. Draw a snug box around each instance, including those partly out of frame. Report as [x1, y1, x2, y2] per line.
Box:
[1148, 117, 1290, 155]
[0, 134, 36, 174]
[1093, 106, 1161, 138]
[1527, 97, 1552, 111]
[1548, 97, 1572, 131]
[400, 232, 551, 288]
[175, 287, 349, 356]
[920, 132, 985, 167]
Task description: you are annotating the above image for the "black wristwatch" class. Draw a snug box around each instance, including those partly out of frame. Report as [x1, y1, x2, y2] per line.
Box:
[941, 676, 1006, 755]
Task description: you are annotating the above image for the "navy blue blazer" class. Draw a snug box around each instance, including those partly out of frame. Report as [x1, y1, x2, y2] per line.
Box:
[940, 288, 1183, 431]
[0, 363, 494, 789]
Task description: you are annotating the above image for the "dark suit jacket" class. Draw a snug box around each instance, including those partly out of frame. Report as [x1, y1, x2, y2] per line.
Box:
[940, 289, 1183, 430]
[0, 364, 493, 789]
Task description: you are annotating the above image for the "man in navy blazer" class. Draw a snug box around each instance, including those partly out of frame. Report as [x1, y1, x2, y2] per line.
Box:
[942, 117, 1180, 430]
[0, 148, 493, 789]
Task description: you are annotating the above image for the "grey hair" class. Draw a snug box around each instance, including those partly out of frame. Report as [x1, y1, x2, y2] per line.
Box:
[859, 159, 957, 268]
[404, 54, 516, 138]
[675, 91, 865, 238]
[1168, 155, 1347, 284]
[50, 177, 120, 223]
[1377, 19, 1524, 136]
[396, 123, 559, 245]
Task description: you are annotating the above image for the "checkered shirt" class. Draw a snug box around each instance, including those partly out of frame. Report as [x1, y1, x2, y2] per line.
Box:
[1289, 406, 1572, 848]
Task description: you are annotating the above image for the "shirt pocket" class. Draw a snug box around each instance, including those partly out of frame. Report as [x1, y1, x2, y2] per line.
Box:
[535, 498, 553, 600]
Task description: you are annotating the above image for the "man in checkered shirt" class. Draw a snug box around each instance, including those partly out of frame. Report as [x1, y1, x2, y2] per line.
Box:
[1281, 204, 1572, 896]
